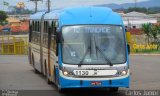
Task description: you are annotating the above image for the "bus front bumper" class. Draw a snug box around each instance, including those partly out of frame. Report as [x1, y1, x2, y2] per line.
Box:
[59, 76, 130, 89]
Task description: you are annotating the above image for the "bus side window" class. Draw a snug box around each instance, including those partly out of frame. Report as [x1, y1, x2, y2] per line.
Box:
[46, 21, 48, 47]
[43, 21, 49, 48]
[50, 21, 58, 56]
[31, 21, 34, 43]
[35, 21, 38, 43]
[48, 25, 51, 49]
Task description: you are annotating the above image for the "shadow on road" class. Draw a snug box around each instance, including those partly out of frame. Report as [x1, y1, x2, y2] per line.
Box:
[12, 89, 127, 96]
[59, 89, 126, 96]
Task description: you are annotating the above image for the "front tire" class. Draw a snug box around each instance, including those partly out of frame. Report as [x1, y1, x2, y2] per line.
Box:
[46, 71, 52, 84]
[45, 63, 52, 84]
[47, 75, 52, 84]
[109, 87, 119, 92]
[58, 85, 65, 93]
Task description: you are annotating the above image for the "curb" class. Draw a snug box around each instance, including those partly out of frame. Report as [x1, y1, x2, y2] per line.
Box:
[131, 54, 160, 56]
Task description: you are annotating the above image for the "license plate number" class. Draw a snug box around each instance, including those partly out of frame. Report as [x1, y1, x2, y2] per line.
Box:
[73, 70, 117, 76]
[74, 70, 89, 76]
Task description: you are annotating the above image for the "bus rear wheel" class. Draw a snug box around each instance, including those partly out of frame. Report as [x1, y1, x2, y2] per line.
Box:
[32, 55, 38, 73]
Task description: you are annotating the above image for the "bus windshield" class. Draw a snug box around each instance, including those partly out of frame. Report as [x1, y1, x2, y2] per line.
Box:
[62, 25, 126, 65]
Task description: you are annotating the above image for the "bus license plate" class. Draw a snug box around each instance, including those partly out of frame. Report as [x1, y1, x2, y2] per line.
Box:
[73, 70, 94, 76]
[91, 81, 102, 85]
[73, 70, 117, 76]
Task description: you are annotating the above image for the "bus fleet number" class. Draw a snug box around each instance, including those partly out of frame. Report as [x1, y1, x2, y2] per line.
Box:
[75, 70, 89, 76]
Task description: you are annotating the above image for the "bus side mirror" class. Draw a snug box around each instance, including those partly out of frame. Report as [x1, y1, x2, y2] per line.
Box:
[127, 44, 130, 54]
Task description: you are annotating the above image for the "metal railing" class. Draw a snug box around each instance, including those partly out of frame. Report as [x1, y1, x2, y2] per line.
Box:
[0, 35, 28, 55]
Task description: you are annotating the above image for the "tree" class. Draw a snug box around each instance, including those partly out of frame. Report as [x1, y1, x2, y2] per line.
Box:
[151, 25, 160, 50]
[3, 1, 9, 6]
[125, 7, 160, 14]
[0, 10, 8, 25]
[142, 23, 152, 44]
[125, 7, 148, 13]
[151, 25, 159, 42]
[7, 6, 33, 15]
[142, 23, 160, 50]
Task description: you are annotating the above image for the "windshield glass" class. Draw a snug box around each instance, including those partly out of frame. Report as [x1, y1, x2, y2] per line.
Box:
[62, 25, 126, 65]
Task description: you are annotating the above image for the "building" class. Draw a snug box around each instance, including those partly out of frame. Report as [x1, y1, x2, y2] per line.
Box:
[5, 17, 29, 33]
[6, 17, 21, 27]
[149, 13, 160, 22]
[8, 14, 30, 21]
[121, 11, 157, 29]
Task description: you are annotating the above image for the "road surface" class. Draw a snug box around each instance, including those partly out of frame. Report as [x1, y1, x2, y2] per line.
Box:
[0, 55, 160, 96]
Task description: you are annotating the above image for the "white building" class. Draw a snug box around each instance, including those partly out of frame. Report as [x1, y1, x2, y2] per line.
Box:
[121, 11, 157, 28]
[8, 14, 30, 20]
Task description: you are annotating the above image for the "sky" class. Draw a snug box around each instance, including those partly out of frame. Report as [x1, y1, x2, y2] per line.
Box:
[0, 0, 149, 11]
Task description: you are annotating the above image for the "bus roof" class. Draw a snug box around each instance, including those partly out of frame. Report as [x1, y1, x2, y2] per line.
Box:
[30, 11, 46, 20]
[30, 6, 123, 25]
[44, 10, 61, 20]
[59, 7, 123, 26]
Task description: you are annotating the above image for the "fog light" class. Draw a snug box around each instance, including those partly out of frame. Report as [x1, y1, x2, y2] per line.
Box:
[121, 70, 127, 75]
[63, 71, 69, 76]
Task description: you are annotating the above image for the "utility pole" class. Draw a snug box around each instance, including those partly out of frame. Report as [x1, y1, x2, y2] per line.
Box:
[30, 0, 50, 13]
[30, 0, 41, 13]
[3, 0, 4, 11]
[47, 0, 50, 12]
[35, 1, 38, 13]
[134, 0, 137, 8]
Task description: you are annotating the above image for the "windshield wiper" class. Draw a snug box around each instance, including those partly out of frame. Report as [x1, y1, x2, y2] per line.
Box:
[78, 46, 91, 67]
[95, 46, 113, 66]
[94, 36, 113, 66]
[78, 33, 91, 67]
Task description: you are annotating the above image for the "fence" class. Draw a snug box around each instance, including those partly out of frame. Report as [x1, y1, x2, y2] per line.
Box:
[0, 35, 28, 55]
[130, 35, 160, 53]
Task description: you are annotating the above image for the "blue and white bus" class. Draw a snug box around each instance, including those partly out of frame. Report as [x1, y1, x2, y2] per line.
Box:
[28, 6, 130, 92]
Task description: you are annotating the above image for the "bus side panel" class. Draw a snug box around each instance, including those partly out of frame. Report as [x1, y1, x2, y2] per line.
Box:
[28, 25, 32, 64]
[31, 44, 41, 72]
[28, 47, 32, 64]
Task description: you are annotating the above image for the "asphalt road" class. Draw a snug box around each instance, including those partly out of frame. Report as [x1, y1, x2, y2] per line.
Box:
[0, 55, 160, 96]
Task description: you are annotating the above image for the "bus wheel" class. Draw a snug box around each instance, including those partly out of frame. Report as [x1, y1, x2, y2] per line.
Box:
[45, 63, 52, 84]
[109, 87, 119, 92]
[32, 55, 38, 73]
[46, 72, 52, 84]
[58, 86, 65, 93]
[46, 75, 52, 84]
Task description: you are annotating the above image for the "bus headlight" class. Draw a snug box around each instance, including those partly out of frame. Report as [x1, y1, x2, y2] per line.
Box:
[117, 70, 128, 76]
[62, 70, 73, 76]
[61, 67, 74, 77]
[63, 71, 69, 76]
[121, 70, 127, 75]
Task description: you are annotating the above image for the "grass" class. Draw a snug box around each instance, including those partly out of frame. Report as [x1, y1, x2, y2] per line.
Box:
[133, 49, 160, 54]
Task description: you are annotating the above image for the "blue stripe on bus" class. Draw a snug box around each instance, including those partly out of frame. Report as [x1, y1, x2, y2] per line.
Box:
[59, 76, 130, 88]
